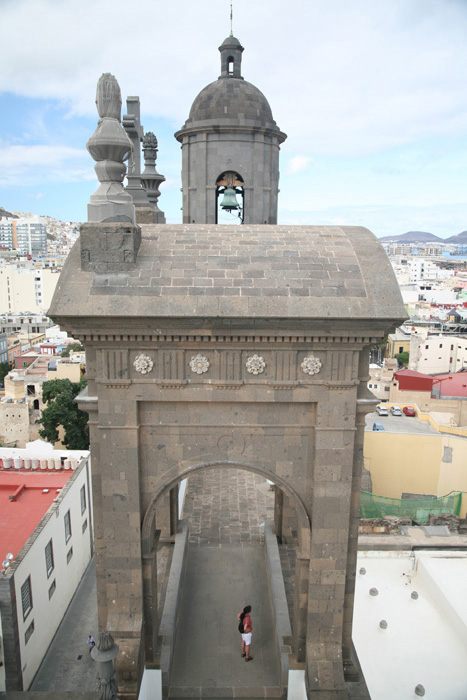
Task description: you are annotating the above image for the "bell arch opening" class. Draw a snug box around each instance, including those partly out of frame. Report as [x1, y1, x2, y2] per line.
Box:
[215, 171, 244, 224]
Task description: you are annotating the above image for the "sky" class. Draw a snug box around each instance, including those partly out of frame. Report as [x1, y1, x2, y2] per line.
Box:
[0, 0, 467, 238]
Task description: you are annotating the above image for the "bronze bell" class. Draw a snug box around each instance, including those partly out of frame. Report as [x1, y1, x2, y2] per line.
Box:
[219, 187, 240, 211]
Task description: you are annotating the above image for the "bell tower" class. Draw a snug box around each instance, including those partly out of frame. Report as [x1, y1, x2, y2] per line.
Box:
[175, 36, 287, 225]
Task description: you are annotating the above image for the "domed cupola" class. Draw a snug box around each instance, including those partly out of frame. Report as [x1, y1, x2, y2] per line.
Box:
[175, 36, 287, 225]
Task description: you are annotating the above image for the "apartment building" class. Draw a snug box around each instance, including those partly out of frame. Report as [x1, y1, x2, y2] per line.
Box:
[0, 445, 92, 691]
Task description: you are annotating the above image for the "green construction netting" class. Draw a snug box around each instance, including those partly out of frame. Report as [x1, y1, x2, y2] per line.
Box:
[360, 490, 462, 524]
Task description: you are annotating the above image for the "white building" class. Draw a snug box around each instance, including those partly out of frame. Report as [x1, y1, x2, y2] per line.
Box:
[0, 264, 61, 314]
[0, 441, 92, 691]
[0, 217, 47, 257]
[409, 332, 467, 374]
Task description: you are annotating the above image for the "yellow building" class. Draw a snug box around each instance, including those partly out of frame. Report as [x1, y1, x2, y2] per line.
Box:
[386, 327, 411, 358]
[364, 428, 467, 518]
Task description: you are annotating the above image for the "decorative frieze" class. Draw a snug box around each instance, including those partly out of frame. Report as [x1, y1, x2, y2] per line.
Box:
[301, 354, 322, 376]
[94, 347, 368, 385]
[189, 355, 210, 374]
[246, 354, 266, 375]
[133, 354, 154, 375]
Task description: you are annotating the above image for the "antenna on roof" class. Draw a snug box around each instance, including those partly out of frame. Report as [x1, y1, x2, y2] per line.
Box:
[230, 0, 233, 36]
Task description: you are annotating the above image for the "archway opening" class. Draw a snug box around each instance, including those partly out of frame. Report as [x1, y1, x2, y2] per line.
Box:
[216, 171, 244, 224]
[145, 463, 308, 694]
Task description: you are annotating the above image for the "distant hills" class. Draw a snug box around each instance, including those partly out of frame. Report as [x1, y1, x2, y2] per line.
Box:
[380, 230, 467, 244]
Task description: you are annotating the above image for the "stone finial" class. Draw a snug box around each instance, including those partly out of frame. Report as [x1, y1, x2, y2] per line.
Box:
[141, 131, 166, 223]
[91, 631, 119, 700]
[98, 631, 117, 652]
[86, 73, 135, 223]
[96, 73, 122, 119]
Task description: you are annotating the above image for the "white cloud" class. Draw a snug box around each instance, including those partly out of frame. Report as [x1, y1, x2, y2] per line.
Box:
[1, 0, 466, 157]
[286, 156, 313, 175]
[0, 144, 91, 186]
[1, 0, 467, 227]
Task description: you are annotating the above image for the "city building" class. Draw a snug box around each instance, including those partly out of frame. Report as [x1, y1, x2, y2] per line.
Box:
[388, 368, 467, 426]
[0, 217, 47, 257]
[0, 355, 83, 448]
[409, 331, 467, 374]
[385, 327, 411, 358]
[0, 442, 92, 691]
[365, 409, 467, 515]
[0, 332, 7, 365]
[0, 314, 53, 336]
[0, 263, 61, 314]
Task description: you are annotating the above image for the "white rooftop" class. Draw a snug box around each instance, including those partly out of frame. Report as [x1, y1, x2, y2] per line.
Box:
[353, 550, 467, 699]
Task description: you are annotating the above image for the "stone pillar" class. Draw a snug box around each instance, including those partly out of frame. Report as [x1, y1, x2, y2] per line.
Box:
[157, 486, 179, 541]
[170, 484, 180, 536]
[305, 387, 358, 699]
[342, 348, 376, 684]
[142, 514, 158, 664]
[97, 395, 143, 699]
[122, 96, 154, 223]
[293, 552, 309, 663]
[274, 486, 284, 542]
[86, 399, 108, 631]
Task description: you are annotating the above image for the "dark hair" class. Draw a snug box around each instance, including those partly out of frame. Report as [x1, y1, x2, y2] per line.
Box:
[243, 605, 251, 614]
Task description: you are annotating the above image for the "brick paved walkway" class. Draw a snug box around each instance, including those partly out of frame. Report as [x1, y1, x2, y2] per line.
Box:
[182, 468, 275, 546]
[169, 468, 280, 696]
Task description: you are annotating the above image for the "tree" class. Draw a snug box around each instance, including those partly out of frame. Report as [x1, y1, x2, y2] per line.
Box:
[0, 361, 10, 387]
[60, 342, 84, 358]
[39, 377, 89, 449]
[395, 351, 409, 367]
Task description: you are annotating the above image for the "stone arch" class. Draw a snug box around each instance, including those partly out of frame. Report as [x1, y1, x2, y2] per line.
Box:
[141, 459, 310, 557]
[141, 458, 311, 667]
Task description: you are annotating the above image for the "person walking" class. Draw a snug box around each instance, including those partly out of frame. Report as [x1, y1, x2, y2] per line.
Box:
[87, 634, 95, 653]
[237, 605, 253, 661]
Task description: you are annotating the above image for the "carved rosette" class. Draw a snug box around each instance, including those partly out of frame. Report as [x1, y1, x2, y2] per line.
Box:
[133, 354, 154, 375]
[189, 354, 210, 374]
[301, 354, 322, 375]
[246, 354, 266, 375]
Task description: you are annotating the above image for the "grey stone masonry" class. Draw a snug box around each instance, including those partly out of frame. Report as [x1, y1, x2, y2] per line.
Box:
[52, 224, 403, 323]
[175, 36, 286, 225]
[48, 221, 406, 700]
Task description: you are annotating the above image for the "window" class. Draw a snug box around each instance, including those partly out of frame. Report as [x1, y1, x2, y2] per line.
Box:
[425, 345, 429, 349]
[45, 539, 54, 578]
[451, 345, 454, 351]
[439, 343, 443, 348]
[21, 576, 33, 619]
[64, 510, 72, 543]
[66, 547, 74, 564]
[82, 519, 88, 534]
[25, 619, 35, 645]
[80, 485, 86, 515]
[48, 579, 56, 599]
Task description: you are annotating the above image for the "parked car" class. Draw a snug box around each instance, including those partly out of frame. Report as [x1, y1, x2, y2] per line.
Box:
[376, 404, 389, 416]
[372, 422, 385, 431]
[403, 405, 416, 417]
[390, 406, 402, 416]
